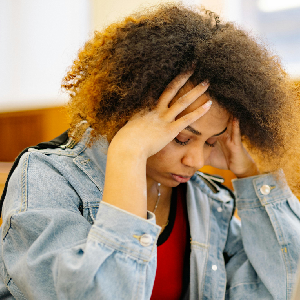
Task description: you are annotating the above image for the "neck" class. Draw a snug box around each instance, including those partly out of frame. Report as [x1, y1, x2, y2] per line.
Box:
[146, 177, 172, 213]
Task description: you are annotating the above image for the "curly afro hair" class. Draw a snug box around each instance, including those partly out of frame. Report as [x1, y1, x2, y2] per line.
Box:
[62, 3, 300, 194]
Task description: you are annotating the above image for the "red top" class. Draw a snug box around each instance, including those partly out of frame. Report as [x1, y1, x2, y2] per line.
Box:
[150, 185, 189, 300]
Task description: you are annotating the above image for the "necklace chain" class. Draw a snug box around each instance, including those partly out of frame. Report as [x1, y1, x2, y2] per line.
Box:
[153, 182, 161, 213]
[153, 182, 169, 235]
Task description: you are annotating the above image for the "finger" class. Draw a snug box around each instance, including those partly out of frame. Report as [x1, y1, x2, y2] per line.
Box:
[231, 118, 242, 144]
[157, 71, 194, 108]
[172, 100, 212, 130]
[224, 117, 233, 141]
[166, 81, 210, 118]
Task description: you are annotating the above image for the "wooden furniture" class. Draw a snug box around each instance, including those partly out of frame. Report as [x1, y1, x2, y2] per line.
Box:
[0, 163, 12, 195]
[0, 106, 70, 162]
[0, 163, 13, 226]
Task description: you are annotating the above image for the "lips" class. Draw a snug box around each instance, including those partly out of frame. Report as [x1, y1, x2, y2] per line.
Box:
[171, 173, 192, 183]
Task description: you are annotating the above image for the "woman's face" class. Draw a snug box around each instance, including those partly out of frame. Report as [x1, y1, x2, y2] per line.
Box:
[146, 82, 230, 187]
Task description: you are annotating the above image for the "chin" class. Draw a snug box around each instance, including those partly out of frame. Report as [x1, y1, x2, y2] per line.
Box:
[167, 181, 181, 188]
[161, 176, 182, 188]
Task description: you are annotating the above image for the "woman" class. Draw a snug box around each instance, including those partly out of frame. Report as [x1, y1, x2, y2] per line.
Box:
[0, 4, 300, 300]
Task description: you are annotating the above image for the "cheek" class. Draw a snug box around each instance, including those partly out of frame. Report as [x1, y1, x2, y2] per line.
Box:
[203, 144, 216, 161]
[153, 143, 177, 162]
[148, 142, 181, 166]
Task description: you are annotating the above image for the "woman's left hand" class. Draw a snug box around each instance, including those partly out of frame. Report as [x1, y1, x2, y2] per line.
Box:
[205, 118, 259, 178]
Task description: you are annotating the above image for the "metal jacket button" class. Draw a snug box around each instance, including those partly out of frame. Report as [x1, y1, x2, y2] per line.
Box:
[140, 234, 152, 247]
[260, 185, 271, 195]
[212, 265, 218, 271]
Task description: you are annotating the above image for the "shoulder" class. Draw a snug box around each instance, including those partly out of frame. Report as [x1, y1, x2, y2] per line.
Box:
[11, 127, 108, 184]
[2, 128, 108, 221]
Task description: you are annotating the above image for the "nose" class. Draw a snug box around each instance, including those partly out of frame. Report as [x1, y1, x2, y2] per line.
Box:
[181, 146, 205, 171]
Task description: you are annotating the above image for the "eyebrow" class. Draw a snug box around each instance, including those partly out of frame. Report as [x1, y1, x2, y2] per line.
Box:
[185, 125, 227, 137]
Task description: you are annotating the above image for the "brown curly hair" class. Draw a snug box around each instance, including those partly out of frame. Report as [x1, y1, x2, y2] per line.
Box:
[62, 3, 300, 194]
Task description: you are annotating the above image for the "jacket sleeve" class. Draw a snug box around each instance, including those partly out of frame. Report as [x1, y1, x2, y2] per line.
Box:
[0, 152, 161, 300]
[224, 170, 300, 300]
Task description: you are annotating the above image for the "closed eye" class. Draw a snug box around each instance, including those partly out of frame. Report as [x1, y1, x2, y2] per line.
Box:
[205, 136, 218, 147]
[174, 137, 190, 146]
[205, 141, 216, 147]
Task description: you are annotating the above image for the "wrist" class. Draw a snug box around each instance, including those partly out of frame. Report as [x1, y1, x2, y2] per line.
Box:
[108, 139, 148, 162]
[235, 163, 260, 179]
[104, 143, 148, 219]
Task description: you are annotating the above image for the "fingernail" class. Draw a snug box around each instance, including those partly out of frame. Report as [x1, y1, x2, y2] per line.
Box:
[201, 80, 209, 86]
[202, 100, 212, 109]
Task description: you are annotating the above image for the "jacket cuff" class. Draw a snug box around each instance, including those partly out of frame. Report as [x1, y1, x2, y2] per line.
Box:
[88, 201, 161, 261]
[232, 169, 293, 210]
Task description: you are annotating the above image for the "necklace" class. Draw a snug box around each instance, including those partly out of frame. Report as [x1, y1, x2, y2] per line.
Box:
[153, 182, 161, 213]
[152, 182, 170, 234]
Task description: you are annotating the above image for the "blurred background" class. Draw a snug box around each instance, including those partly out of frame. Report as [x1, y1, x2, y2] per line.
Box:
[1, 0, 300, 193]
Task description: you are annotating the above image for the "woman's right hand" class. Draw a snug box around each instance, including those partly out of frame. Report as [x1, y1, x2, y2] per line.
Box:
[109, 71, 212, 159]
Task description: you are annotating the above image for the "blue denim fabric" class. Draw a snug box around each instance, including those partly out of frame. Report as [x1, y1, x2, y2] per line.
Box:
[0, 128, 299, 299]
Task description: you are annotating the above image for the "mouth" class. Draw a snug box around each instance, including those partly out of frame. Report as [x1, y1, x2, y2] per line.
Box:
[171, 173, 192, 183]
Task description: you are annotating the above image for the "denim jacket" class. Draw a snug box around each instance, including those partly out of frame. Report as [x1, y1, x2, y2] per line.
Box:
[0, 128, 300, 300]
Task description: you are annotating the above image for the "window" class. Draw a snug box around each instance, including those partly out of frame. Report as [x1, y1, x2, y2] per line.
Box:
[191, 0, 300, 78]
[226, 0, 300, 78]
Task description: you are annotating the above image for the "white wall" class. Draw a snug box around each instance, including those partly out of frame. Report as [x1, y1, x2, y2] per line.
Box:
[91, 0, 180, 31]
[0, 0, 92, 112]
[0, 0, 182, 113]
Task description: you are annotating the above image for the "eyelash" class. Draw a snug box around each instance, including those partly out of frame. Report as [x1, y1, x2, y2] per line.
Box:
[205, 141, 216, 147]
[174, 137, 216, 147]
[174, 137, 190, 146]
